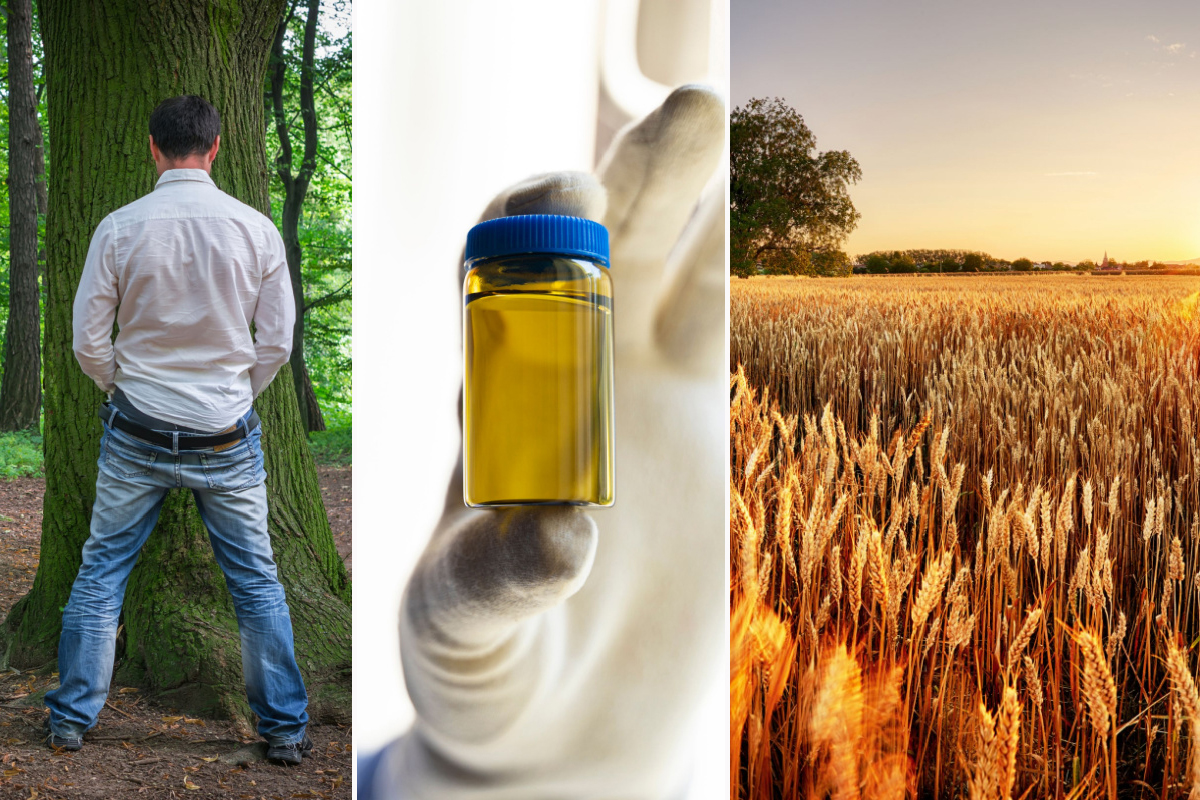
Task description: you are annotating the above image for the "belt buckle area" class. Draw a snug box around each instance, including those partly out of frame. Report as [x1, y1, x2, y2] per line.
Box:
[209, 438, 243, 453]
[107, 421, 162, 451]
[200, 424, 243, 453]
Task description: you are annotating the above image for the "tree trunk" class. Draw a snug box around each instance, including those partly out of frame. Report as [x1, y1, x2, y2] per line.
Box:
[0, 0, 43, 431]
[2, 0, 351, 726]
[271, 0, 325, 434]
[292, 345, 326, 433]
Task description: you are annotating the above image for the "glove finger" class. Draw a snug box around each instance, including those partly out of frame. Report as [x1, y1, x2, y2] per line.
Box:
[458, 172, 608, 282]
[404, 498, 598, 655]
[478, 171, 607, 223]
[598, 85, 725, 343]
[652, 184, 726, 369]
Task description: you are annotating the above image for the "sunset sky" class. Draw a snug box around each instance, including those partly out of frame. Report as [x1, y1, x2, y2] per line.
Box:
[733, 0, 1200, 263]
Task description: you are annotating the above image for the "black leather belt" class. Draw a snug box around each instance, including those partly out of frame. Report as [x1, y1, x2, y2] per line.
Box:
[98, 403, 259, 450]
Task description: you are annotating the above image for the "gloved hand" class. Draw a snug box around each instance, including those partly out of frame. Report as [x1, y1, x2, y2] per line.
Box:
[372, 85, 726, 800]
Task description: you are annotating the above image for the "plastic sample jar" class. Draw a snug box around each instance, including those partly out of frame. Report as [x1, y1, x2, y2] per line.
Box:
[462, 214, 615, 507]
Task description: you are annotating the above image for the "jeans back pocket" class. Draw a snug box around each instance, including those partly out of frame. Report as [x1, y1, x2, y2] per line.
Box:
[199, 444, 261, 492]
[101, 434, 157, 478]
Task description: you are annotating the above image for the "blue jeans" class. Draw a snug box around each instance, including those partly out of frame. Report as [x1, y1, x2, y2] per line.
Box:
[44, 408, 309, 745]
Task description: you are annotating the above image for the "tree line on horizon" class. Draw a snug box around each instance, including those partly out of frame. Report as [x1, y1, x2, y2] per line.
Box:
[856, 250, 1189, 274]
[730, 98, 1191, 280]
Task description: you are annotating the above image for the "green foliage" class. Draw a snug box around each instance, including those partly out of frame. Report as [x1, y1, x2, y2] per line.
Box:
[888, 252, 916, 273]
[1078, 259, 1098, 271]
[308, 423, 350, 466]
[730, 97, 861, 277]
[857, 248, 992, 274]
[267, 0, 352, 420]
[760, 248, 810, 276]
[865, 254, 890, 274]
[1012, 257, 1033, 272]
[0, 427, 42, 477]
[811, 250, 851, 277]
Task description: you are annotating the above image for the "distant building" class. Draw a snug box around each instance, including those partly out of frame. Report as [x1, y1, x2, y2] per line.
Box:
[1099, 251, 1121, 271]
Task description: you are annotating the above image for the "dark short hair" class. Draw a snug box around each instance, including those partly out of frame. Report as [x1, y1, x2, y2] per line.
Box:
[148, 95, 220, 160]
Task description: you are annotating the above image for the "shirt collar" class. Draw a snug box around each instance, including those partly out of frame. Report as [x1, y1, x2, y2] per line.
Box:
[154, 168, 215, 189]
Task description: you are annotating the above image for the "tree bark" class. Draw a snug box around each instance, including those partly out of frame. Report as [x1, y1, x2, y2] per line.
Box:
[2, 0, 351, 726]
[0, 0, 43, 431]
[270, 0, 325, 433]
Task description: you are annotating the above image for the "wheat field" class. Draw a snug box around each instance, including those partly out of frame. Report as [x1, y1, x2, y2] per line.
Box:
[730, 274, 1200, 799]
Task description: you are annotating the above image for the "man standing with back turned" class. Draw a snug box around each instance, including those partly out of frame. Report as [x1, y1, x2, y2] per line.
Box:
[43, 95, 311, 765]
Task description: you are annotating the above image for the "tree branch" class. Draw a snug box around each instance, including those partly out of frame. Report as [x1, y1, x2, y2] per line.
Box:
[302, 278, 352, 314]
[268, 0, 300, 190]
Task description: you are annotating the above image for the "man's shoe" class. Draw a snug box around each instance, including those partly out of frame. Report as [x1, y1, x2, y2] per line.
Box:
[266, 734, 313, 766]
[42, 717, 83, 752]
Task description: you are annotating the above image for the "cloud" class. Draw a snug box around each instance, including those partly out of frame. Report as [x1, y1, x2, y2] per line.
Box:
[1146, 35, 1189, 56]
[1045, 171, 1098, 177]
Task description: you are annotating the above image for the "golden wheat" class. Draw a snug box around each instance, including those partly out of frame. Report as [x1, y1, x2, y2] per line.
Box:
[731, 275, 1200, 799]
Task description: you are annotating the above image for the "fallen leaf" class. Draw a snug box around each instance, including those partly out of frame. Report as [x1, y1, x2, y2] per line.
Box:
[184, 778, 199, 790]
[161, 716, 183, 723]
[201, 756, 218, 763]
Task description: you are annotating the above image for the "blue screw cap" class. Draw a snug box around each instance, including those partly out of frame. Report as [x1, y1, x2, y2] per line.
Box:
[465, 214, 610, 267]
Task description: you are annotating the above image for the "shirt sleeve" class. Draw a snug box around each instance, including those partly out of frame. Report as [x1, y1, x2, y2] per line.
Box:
[72, 216, 120, 394]
[248, 221, 296, 398]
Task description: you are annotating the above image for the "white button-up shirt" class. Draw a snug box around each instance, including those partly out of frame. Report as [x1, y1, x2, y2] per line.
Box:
[72, 168, 295, 431]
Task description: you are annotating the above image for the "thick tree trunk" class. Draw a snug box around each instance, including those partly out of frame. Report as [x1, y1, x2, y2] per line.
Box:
[2, 0, 351, 726]
[0, 0, 43, 431]
[271, 0, 325, 434]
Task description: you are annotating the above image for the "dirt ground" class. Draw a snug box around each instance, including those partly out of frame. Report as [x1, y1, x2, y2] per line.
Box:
[0, 467, 353, 800]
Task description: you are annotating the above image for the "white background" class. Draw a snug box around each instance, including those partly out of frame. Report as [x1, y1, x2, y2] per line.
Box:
[352, 1, 728, 796]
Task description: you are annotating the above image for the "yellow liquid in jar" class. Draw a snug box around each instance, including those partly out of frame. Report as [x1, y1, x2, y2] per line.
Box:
[464, 288, 614, 506]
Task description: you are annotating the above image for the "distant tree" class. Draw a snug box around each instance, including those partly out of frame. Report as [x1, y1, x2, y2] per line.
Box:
[1012, 257, 1033, 272]
[1052, 262, 1066, 271]
[731, 97, 861, 275]
[0, 0, 44, 431]
[865, 254, 890, 274]
[811, 250, 851, 277]
[1078, 259, 1098, 271]
[889, 253, 916, 274]
[938, 257, 959, 273]
[963, 253, 984, 272]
